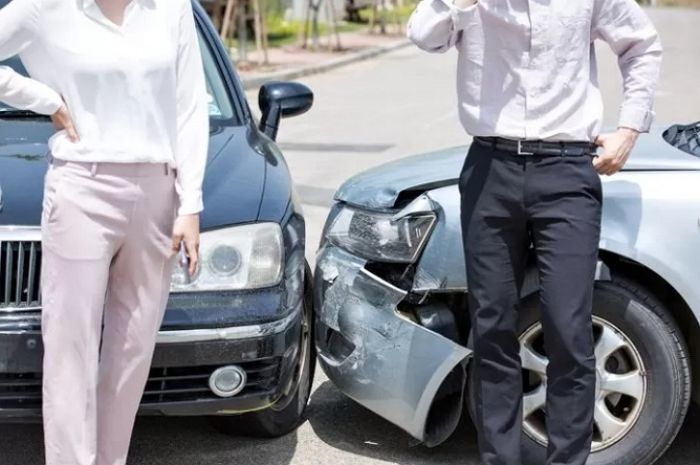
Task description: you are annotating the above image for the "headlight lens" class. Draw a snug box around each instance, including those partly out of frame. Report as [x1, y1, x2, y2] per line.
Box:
[171, 223, 284, 292]
[326, 206, 436, 263]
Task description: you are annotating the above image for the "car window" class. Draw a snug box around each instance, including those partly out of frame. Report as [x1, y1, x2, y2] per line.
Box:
[0, 30, 238, 125]
[198, 32, 236, 122]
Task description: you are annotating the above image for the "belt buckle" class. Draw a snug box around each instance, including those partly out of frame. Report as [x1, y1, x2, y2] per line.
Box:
[517, 140, 535, 156]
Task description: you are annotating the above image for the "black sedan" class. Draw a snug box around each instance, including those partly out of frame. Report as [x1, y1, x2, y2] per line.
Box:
[0, 1, 315, 438]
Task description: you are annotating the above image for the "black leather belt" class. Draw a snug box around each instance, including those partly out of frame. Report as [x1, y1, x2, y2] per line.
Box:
[474, 136, 598, 157]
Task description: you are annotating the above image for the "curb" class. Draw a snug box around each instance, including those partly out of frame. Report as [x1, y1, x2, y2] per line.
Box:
[240, 38, 412, 90]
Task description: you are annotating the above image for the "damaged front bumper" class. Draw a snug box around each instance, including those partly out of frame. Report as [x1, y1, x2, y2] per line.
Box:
[314, 246, 472, 445]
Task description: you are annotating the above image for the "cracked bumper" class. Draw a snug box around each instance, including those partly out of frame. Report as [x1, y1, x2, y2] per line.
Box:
[314, 245, 471, 443]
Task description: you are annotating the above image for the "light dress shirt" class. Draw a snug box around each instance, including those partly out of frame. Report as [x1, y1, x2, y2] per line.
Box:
[407, 0, 663, 142]
[0, 0, 209, 215]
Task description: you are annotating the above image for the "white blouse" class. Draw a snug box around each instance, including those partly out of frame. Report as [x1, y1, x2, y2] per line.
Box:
[0, 0, 209, 215]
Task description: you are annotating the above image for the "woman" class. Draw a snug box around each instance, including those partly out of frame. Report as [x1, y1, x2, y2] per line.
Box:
[0, 1, 208, 464]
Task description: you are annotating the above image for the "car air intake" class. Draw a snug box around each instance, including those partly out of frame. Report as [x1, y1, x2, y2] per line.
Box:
[0, 240, 42, 309]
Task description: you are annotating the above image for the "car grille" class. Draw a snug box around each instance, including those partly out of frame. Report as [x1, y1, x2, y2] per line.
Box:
[0, 237, 42, 332]
[0, 240, 42, 309]
[0, 358, 282, 410]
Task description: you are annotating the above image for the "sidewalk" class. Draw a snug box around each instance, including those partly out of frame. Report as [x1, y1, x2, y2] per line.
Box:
[236, 29, 411, 89]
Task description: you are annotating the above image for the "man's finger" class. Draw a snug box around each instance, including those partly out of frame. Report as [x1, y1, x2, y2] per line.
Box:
[601, 163, 615, 175]
[604, 158, 622, 175]
[593, 156, 611, 173]
[608, 149, 630, 175]
[608, 158, 620, 172]
[598, 163, 612, 174]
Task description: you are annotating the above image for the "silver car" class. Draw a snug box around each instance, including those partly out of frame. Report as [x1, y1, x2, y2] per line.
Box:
[314, 123, 700, 465]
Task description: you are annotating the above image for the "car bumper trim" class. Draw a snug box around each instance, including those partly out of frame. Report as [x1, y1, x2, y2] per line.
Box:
[155, 310, 299, 344]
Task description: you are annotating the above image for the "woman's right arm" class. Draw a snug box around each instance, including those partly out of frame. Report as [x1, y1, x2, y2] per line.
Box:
[0, 66, 63, 115]
[406, 0, 478, 53]
[0, 0, 63, 115]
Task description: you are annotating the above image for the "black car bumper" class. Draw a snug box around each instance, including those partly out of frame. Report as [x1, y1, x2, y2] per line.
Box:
[0, 289, 303, 419]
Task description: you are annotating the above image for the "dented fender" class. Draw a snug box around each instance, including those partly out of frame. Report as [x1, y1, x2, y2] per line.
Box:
[412, 185, 467, 292]
[314, 246, 472, 445]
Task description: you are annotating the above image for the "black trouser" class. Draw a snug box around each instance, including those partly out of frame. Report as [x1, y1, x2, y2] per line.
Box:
[459, 142, 601, 465]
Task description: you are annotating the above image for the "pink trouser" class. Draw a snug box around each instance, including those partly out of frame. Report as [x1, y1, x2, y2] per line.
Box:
[40, 159, 178, 465]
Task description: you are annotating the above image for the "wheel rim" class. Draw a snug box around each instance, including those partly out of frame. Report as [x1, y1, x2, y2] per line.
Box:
[271, 291, 312, 412]
[520, 315, 647, 452]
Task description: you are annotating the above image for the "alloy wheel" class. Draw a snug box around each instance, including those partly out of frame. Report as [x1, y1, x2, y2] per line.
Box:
[520, 315, 647, 452]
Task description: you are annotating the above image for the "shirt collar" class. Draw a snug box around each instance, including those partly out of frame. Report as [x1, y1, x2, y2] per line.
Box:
[80, 0, 150, 8]
[79, 0, 153, 31]
[80, 0, 154, 15]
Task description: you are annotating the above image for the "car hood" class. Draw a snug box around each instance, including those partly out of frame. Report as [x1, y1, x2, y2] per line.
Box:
[0, 120, 265, 228]
[335, 129, 700, 209]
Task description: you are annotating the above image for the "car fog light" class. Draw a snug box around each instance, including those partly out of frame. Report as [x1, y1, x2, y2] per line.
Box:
[209, 366, 247, 398]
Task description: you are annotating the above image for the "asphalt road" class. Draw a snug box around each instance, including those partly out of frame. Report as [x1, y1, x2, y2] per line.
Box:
[2, 7, 699, 465]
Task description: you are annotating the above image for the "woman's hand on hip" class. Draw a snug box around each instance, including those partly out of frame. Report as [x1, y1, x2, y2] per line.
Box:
[50, 103, 79, 142]
[171, 214, 200, 276]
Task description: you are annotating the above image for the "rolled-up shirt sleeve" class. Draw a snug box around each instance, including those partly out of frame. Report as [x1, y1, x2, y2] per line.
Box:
[174, 0, 209, 216]
[593, 0, 662, 133]
[407, 0, 478, 53]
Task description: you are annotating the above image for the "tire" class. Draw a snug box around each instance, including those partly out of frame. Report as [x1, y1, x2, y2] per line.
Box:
[467, 276, 691, 465]
[212, 262, 316, 438]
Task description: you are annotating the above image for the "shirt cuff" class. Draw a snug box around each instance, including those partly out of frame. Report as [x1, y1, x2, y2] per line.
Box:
[22, 73, 63, 115]
[178, 191, 204, 216]
[36, 91, 63, 116]
[18, 77, 63, 115]
[618, 105, 655, 133]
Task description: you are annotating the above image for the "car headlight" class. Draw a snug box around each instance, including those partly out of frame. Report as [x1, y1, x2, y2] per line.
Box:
[326, 206, 436, 263]
[171, 223, 284, 292]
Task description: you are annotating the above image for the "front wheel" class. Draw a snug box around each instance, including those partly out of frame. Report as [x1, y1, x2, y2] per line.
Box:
[468, 277, 691, 465]
[212, 262, 316, 438]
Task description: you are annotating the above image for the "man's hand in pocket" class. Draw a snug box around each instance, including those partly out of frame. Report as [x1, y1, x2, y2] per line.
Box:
[593, 127, 639, 176]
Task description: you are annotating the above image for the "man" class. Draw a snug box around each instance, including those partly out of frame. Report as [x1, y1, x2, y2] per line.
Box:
[407, 1, 661, 465]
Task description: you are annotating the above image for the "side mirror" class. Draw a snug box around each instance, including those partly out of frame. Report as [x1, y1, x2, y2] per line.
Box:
[258, 81, 314, 140]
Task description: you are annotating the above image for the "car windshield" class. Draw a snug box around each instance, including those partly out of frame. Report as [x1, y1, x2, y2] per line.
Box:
[0, 30, 240, 125]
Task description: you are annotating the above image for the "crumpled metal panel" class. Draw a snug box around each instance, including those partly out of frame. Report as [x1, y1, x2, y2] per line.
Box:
[314, 246, 368, 331]
[315, 245, 471, 442]
[334, 148, 465, 209]
[412, 185, 467, 292]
